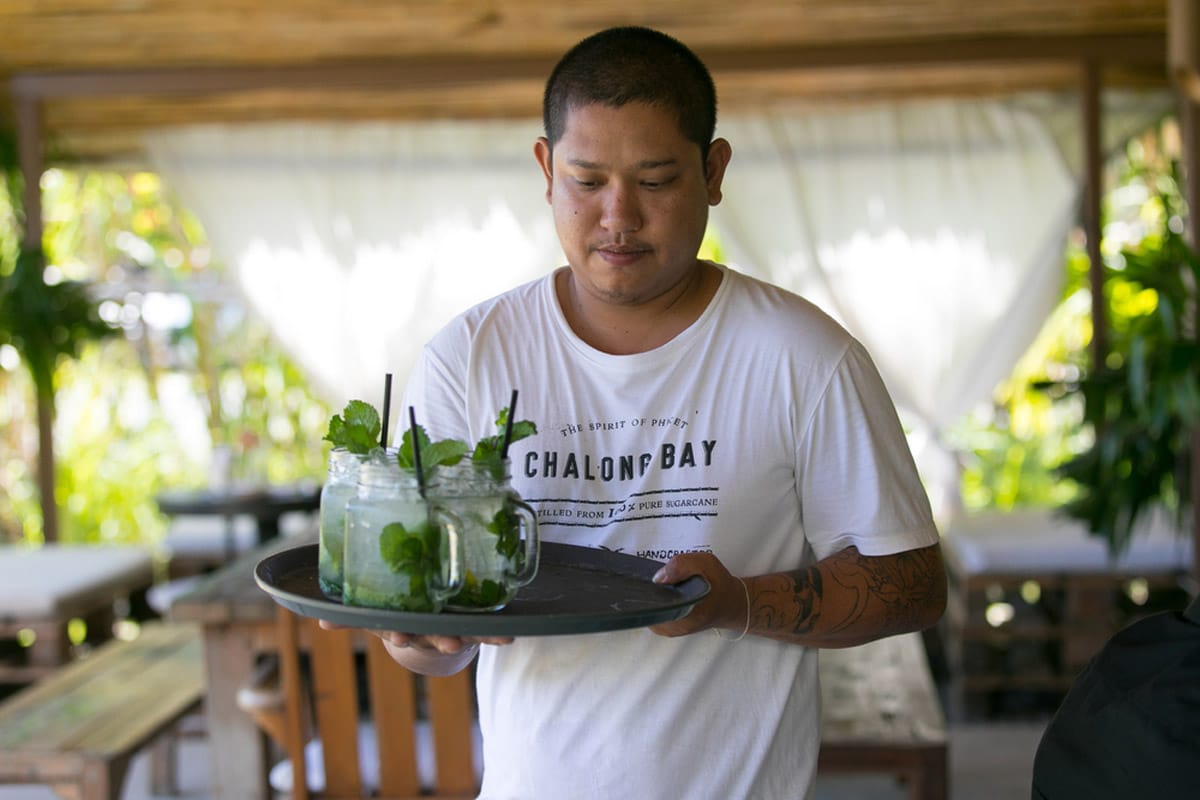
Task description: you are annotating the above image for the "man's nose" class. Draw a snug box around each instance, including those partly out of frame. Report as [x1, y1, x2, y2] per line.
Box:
[600, 184, 642, 233]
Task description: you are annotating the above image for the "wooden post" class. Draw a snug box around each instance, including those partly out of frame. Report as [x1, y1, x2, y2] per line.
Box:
[1183, 102, 1200, 593]
[1170, 0, 1200, 592]
[1081, 60, 1107, 373]
[13, 93, 57, 543]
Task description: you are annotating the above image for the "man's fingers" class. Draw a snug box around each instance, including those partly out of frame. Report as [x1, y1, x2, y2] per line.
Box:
[380, 632, 514, 653]
[325, 624, 514, 652]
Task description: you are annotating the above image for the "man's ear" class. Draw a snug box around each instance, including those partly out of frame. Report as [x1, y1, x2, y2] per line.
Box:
[705, 138, 733, 206]
[534, 137, 554, 203]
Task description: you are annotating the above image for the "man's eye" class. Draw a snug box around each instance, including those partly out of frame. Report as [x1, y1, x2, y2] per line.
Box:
[642, 176, 675, 189]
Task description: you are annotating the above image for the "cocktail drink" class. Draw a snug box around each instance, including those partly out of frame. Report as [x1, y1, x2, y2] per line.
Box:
[317, 447, 367, 597]
[432, 459, 539, 612]
[343, 456, 463, 612]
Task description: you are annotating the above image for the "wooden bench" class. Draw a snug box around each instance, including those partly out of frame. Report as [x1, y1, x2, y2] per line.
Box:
[0, 621, 206, 800]
[818, 632, 948, 800]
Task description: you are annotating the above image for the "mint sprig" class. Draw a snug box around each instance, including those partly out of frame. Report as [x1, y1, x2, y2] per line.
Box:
[396, 406, 538, 481]
[473, 406, 537, 474]
[323, 400, 382, 454]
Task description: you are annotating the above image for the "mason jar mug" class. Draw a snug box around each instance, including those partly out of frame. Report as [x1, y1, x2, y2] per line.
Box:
[342, 458, 463, 613]
[430, 459, 539, 612]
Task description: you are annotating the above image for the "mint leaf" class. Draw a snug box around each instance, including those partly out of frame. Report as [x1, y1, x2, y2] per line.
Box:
[324, 400, 382, 454]
[478, 579, 505, 606]
[396, 425, 432, 471]
[398, 423, 469, 482]
[487, 502, 522, 559]
[379, 521, 425, 572]
[423, 439, 469, 469]
[398, 406, 537, 481]
[472, 406, 538, 472]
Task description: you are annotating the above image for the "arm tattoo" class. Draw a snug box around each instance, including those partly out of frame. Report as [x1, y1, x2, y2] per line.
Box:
[753, 545, 944, 640]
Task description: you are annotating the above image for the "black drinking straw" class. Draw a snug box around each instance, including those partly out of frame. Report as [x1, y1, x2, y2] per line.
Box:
[500, 389, 519, 460]
[408, 405, 426, 497]
[380, 373, 393, 448]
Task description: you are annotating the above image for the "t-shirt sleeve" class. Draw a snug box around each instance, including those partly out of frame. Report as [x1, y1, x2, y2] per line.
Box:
[399, 326, 472, 445]
[796, 339, 939, 559]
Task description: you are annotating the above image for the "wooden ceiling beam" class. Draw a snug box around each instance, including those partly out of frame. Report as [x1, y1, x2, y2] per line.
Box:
[10, 33, 1165, 102]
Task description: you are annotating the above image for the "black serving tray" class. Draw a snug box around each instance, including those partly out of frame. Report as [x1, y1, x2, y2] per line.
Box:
[255, 542, 709, 636]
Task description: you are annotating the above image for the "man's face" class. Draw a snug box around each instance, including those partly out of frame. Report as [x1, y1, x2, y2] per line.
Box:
[534, 102, 730, 308]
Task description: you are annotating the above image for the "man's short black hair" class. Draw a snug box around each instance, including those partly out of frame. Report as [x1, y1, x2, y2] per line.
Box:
[542, 26, 718, 160]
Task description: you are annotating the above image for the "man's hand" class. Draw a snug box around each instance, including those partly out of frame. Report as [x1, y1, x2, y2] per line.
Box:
[317, 620, 513, 676]
[372, 629, 514, 653]
[648, 552, 749, 638]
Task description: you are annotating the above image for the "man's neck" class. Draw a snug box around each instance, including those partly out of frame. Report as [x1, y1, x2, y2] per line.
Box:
[555, 262, 721, 355]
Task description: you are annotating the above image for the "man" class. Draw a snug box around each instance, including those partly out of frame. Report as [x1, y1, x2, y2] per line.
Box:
[373, 26, 946, 798]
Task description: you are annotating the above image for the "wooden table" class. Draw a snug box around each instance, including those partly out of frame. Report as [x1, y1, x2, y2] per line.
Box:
[818, 632, 948, 800]
[168, 532, 314, 799]
[0, 544, 155, 683]
[157, 483, 321, 546]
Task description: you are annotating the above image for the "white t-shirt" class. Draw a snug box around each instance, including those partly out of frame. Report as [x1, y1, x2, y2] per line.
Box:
[403, 264, 939, 800]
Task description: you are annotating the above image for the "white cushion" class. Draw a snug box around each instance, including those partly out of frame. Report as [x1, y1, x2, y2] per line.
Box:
[0, 544, 154, 617]
[943, 507, 1193, 575]
[145, 575, 204, 615]
[268, 719, 483, 793]
[161, 514, 259, 558]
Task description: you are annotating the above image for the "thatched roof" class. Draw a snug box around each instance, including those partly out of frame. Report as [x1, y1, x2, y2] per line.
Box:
[0, 0, 1174, 164]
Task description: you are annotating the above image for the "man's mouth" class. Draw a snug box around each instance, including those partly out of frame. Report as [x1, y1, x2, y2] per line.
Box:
[594, 242, 652, 262]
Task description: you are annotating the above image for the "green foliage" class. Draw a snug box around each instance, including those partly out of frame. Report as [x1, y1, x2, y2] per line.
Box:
[51, 341, 200, 544]
[0, 128, 117, 404]
[951, 120, 1195, 541]
[324, 399, 383, 455]
[0, 247, 117, 402]
[206, 319, 330, 486]
[0, 165, 330, 544]
[0, 370, 42, 540]
[1054, 166, 1200, 556]
[947, 276, 1091, 513]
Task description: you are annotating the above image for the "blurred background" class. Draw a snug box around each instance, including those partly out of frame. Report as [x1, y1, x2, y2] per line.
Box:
[2, 4, 1199, 797]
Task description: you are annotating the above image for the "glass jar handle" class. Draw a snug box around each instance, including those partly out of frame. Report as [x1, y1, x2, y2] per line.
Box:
[505, 496, 541, 587]
[427, 505, 465, 602]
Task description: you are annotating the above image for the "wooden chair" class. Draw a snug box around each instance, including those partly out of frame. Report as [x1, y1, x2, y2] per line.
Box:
[268, 605, 481, 800]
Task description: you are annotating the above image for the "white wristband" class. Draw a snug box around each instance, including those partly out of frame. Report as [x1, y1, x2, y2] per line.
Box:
[716, 576, 751, 642]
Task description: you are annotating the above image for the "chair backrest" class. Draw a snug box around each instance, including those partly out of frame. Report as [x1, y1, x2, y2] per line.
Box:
[275, 605, 481, 800]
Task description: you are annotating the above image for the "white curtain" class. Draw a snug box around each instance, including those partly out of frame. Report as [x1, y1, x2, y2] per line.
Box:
[146, 121, 562, 411]
[714, 101, 1074, 517]
[145, 91, 1169, 516]
[713, 93, 1168, 517]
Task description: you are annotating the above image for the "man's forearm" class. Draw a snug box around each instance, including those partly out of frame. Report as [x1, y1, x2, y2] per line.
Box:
[747, 543, 947, 648]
